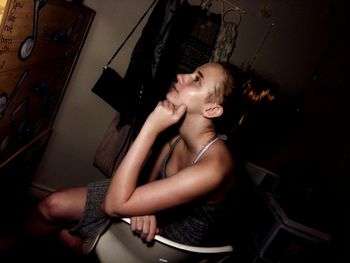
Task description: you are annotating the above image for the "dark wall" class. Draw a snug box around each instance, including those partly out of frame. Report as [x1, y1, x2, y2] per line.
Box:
[234, 1, 349, 261]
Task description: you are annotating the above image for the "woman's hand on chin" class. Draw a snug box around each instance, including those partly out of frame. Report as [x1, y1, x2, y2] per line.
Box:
[144, 100, 187, 134]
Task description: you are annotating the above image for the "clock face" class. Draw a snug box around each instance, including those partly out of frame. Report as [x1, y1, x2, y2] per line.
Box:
[19, 37, 35, 61]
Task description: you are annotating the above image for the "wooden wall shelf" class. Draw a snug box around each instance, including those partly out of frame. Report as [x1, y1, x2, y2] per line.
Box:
[0, 0, 95, 168]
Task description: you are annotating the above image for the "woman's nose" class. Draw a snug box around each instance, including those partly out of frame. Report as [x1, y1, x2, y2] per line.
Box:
[176, 74, 184, 84]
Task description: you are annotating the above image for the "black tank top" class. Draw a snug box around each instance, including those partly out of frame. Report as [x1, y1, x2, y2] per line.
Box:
[157, 136, 233, 246]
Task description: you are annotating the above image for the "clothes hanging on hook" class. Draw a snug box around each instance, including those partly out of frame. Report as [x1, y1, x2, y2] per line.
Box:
[176, 3, 221, 73]
[210, 5, 241, 62]
[120, 0, 185, 128]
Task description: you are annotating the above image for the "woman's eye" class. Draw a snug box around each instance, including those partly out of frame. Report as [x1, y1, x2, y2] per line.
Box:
[194, 76, 200, 83]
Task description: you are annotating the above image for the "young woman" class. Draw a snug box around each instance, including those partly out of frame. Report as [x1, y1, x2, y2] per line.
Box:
[17, 62, 275, 254]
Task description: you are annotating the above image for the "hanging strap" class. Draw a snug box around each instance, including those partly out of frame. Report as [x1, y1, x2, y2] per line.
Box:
[105, 0, 158, 67]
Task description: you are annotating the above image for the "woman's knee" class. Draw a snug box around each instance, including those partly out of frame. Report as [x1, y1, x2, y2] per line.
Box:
[37, 192, 66, 222]
[37, 186, 87, 222]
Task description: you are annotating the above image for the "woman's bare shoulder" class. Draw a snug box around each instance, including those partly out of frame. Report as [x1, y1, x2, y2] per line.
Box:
[202, 140, 235, 174]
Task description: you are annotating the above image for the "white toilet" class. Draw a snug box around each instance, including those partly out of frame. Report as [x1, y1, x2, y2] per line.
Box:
[95, 218, 233, 263]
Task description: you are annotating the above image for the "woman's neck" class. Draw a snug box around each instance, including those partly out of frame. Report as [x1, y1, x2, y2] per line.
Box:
[178, 115, 216, 154]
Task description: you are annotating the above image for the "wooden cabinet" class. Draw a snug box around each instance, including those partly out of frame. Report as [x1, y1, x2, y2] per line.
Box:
[0, 0, 95, 168]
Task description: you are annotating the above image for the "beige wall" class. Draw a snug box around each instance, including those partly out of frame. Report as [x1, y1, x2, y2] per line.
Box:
[32, 0, 154, 193]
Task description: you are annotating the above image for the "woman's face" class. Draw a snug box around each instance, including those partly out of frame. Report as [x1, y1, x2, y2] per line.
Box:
[166, 63, 225, 114]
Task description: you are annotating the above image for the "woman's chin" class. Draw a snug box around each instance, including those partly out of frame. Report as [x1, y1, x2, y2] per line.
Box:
[165, 93, 175, 103]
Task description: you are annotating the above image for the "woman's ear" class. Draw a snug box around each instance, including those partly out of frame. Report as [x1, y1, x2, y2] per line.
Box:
[202, 103, 223, 118]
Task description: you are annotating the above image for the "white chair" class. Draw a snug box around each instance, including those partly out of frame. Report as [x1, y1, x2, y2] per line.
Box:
[95, 218, 233, 263]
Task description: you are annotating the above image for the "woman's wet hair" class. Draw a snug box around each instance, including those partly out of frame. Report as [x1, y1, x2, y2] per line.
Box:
[214, 62, 279, 135]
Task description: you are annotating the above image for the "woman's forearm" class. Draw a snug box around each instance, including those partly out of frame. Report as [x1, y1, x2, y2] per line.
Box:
[103, 124, 158, 216]
[102, 101, 186, 216]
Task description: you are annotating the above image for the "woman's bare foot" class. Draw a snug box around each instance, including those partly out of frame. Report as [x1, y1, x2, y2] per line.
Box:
[58, 229, 84, 253]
